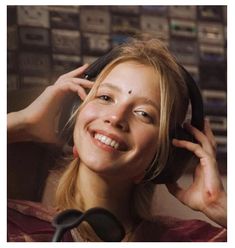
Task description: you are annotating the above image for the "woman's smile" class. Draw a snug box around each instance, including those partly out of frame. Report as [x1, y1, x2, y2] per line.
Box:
[89, 128, 129, 153]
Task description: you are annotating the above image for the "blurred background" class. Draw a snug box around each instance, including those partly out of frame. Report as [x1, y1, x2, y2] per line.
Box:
[7, 5, 227, 225]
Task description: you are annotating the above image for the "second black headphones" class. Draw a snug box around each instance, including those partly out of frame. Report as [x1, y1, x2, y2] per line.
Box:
[59, 46, 204, 184]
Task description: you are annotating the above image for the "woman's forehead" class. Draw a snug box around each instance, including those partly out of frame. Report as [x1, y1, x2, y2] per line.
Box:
[100, 61, 159, 92]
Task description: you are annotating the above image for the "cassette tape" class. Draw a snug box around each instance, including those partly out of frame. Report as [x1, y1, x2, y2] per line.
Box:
[7, 74, 19, 90]
[7, 51, 17, 73]
[110, 6, 139, 15]
[51, 29, 81, 55]
[141, 6, 168, 16]
[7, 25, 18, 50]
[200, 64, 226, 90]
[198, 22, 224, 45]
[20, 75, 49, 88]
[82, 33, 111, 55]
[19, 27, 50, 49]
[198, 6, 223, 22]
[140, 16, 169, 40]
[206, 116, 227, 132]
[199, 44, 225, 63]
[80, 8, 110, 34]
[169, 6, 196, 20]
[7, 6, 17, 25]
[17, 6, 49, 28]
[111, 34, 129, 47]
[170, 19, 197, 38]
[183, 65, 199, 83]
[112, 15, 139, 34]
[170, 39, 198, 65]
[50, 8, 79, 29]
[48, 6, 79, 13]
[19, 52, 51, 76]
[52, 54, 82, 76]
[202, 90, 226, 116]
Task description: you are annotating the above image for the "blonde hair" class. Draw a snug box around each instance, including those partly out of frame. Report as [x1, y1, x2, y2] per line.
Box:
[55, 36, 189, 228]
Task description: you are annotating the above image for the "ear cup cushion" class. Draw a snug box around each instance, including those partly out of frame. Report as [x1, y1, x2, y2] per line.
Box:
[152, 143, 198, 184]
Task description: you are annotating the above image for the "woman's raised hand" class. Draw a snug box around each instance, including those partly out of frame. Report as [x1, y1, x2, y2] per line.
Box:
[166, 119, 227, 228]
[7, 64, 93, 144]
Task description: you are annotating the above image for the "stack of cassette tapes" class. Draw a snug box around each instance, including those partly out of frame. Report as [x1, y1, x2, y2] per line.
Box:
[7, 5, 227, 169]
[197, 6, 227, 161]
[168, 6, 199, 87]
[49, 6, 81, 80]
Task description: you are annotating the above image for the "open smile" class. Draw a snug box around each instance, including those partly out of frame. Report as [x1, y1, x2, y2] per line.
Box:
[94, 133, 120, 149]
[89, 129, 128, 152]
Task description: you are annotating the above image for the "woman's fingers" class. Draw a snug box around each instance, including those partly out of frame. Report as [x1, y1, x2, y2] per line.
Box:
[204, 119, 217, 154]
[55, 75, 93, 86]
[70, 78, 94, 88]
[172, 137, 219, 180]
[62, 64, 89, 78]
[57, 81, 88, 100]
[53, 64, 94, 100]
[172, 138, 208, 159]
[55, 77, 94, 100]
[184, 122, 215, 156]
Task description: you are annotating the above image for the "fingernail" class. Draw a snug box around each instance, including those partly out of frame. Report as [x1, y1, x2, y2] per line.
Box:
[205, 118, 210, 124]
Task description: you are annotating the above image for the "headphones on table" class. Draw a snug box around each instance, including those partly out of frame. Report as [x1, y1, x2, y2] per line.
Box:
[58, 47, 204, 184]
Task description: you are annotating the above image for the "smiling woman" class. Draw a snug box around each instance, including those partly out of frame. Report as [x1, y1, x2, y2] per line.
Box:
[7, 36, 227, 242]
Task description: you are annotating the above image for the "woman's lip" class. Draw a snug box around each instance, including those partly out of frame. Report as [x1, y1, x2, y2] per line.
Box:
[89, 129, 128, 151]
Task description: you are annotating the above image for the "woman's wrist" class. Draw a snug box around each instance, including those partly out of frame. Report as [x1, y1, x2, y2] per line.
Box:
[7, 110, 32, 143]
[203, 192, 227, 228]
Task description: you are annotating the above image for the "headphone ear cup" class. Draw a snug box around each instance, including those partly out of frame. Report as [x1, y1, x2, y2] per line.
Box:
[152, 125, 197, 184]
[173, 125, 194, 142]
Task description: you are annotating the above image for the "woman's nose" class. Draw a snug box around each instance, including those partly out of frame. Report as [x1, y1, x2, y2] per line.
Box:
[103, 107, 129, 131]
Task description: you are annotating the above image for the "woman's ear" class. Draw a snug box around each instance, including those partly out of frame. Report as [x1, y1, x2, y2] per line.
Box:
[73, 145, 79, 158]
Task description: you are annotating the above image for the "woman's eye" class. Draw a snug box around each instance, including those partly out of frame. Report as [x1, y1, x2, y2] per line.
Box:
[135, 110, 153, 122]
[98, 95, 112, 102]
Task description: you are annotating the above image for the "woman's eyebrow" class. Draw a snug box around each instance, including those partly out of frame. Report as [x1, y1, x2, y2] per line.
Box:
[99, 82, 121, 93]
[137, 97, 160, 111]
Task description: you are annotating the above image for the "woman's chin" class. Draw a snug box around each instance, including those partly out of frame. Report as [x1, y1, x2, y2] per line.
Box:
[80, 157, 117, 174]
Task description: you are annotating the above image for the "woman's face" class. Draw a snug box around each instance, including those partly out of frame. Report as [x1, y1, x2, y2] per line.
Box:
[73, 61, 161, 182]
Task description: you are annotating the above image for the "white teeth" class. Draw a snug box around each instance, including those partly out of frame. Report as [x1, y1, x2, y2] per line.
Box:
[94, 133, 120, 150]
[110, 140, 116, 147]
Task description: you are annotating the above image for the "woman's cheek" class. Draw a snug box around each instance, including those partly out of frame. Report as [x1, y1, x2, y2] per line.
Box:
[77, 102, 102, 124]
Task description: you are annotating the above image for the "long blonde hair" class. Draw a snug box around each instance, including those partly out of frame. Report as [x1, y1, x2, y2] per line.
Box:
[55, 36, 189, 223]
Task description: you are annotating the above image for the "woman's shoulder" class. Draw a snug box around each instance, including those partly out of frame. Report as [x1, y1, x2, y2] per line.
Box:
[132, 215, 227, 242]
[7, 199, 73, 242]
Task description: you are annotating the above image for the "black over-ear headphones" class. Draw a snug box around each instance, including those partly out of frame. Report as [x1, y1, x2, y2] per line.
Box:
[59, 47, 204, 184]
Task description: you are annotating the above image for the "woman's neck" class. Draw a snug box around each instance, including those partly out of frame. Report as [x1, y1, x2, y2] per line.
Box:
[75, 163, 136, 230]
